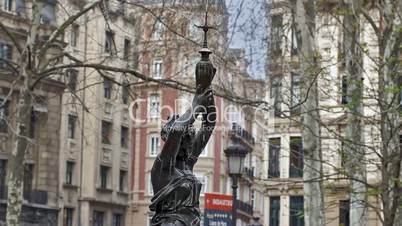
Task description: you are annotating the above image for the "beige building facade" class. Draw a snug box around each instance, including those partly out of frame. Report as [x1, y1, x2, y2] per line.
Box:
[0, 0, 65, 225]
[57, 1, 139, 226]
[1, 0, 138, 225]
[263, 0, 387, 226]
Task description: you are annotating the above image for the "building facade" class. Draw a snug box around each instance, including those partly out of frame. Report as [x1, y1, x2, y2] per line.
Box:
[57, 1, 138, 226]
[1, 0, 139, 225]
[0, 0, 65, 225]
[263, 0, 386, 226]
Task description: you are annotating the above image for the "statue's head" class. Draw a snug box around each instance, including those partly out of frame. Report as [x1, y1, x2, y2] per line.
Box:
[161, 115, 196, 161]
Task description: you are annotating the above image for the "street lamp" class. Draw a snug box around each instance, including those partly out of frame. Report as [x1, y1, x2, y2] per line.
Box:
[224, 144, 248, 226]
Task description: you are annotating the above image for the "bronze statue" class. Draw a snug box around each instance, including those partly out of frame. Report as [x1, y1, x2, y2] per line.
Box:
[150, 9, 217, 225]
[149, 63, 216, 226]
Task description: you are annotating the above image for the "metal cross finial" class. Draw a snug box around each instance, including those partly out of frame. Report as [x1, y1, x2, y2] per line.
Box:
[195, 10, 216, 49]
[195, 0, 216, 60]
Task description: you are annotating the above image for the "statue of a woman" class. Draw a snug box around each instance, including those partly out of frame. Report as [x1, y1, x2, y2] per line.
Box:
[149, 81, 216, 226]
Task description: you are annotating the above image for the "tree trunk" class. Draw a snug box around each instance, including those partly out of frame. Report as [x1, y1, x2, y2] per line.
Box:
[6, 75, 32, 226]
[6, 2, 43, 225]
[374, 1, 402, 225]
[291, 0, 325, 225]
[343, 1, 367, 225]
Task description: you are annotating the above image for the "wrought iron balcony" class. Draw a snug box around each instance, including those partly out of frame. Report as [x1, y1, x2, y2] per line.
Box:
[235, 199, 253, 216]
[230, 123, 255, 146]
[0, 186, 47, 205]
[243, 167, 254, 181]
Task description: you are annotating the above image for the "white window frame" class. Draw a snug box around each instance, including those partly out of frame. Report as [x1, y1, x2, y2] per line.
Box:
[147, 215, 153, 226]
[70, 24, 79, 47]
[152, 21, 164, 40]
[200, 139, 210, 157]
[194, 172, 207, 196]
[149, 94, 160, 119]
[149, 133, 160, 157]
[67, 114, 77, 139]
[152, 59, 163, 79]
[148, 174, 153, 196]
[3, 0, 12, 11]
[226, 178, 231, 195]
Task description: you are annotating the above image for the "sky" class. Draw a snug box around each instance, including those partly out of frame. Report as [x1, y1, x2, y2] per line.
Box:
[225, 0, 268, 79]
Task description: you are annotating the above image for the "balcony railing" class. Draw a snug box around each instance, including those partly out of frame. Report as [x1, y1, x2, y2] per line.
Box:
[243, 167, 254, 181]
[1, 186, 48, 205]
[235, 199, 253, 216]
[230, 123, 255, 145]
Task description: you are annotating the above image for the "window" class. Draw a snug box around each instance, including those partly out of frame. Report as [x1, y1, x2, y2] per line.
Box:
[29, 110, 37, 139]
[122, 82, 129, 104]
[3, 0, 12, 11]
[0, 43, 12, 69]
[112, 213, 123, 226]
[65, 161, 74, 185]
[194, 172, 207, 196]
[68, 115, 77, 139]
[119, 170, 127, 192]
[149, 134, 159, 156]
[103, 79, 112, 99]
[147, 215, 153, 226]
[340, 140, 346, 169]
[64, 208, 74, 226]
[41, 1, 56, 24]
[67, 69, 78, 93]
[268, 138, 280, 178]
[101, 121, 112, 144]
[93, 211, 104, 226]
[269, 197, 280, 226]
[251, 190, 256, 209]
[105, 30, 115, 54]
[290, 196, 304, 226]
[149, 94, 160, 119]
[15, 0, 24, 13]
[188, 20, 201, 40]
[70, 24, 79, 47]
[23, 164, 34, 201]
[152, 59, 163, 78]
[270, 14, 283, 56]
[152, 21, 164, 40]
[270, 76, 282, 117]
[341, 75, 348, 104]
[0, 100, 9, 133]
[339, 200, 350, 226]
[201, 140, 209, 157]
[123, 39, 131, 60]
[291, 15, 298, 55]
[100, 166, 109, 189]
[148, 175, 153, 195]
[121, 126, 128, 148]
[291, 73, 301, 115]
[289, 137, 303, 178]
[0, 160, 7, 199]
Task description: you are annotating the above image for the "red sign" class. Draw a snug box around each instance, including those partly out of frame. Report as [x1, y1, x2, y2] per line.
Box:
[204, 193, 233, 211]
